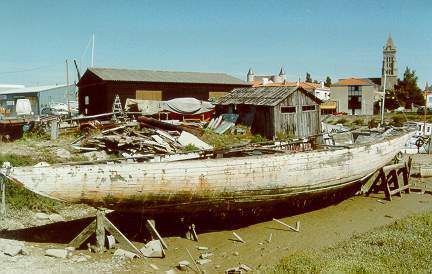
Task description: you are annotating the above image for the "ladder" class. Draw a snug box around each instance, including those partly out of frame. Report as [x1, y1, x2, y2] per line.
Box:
[112, 94, 123, 113]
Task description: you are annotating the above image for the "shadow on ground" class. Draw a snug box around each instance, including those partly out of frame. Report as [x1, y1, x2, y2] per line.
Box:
[0, 183, 361, 248]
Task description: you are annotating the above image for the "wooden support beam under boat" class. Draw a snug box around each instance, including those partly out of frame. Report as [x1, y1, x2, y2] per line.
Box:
[366, 157, 412, 201]
[69, 209, 142, 257]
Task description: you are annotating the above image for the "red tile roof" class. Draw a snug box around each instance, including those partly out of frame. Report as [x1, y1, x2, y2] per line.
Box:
[333, 78, 372, 86]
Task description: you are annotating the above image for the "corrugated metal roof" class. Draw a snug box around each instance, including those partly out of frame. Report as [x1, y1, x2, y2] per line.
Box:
[0, 84, 69, 95]
[216, 86, 303, 106]
[87, 67, 249, 85]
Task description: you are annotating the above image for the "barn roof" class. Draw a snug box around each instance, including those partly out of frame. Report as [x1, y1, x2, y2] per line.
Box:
[216, 86, 322, 106]
[81, 67, 249, 86]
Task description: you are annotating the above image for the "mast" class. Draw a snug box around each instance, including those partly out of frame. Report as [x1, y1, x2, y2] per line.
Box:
[66, 59, 70, 115]
[91, 33, 95, 67]
[381, 72, 387, 126]
[424, 86, 427, 136]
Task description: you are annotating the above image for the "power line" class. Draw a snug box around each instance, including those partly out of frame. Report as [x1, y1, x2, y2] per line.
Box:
[0, 64, 62, 75]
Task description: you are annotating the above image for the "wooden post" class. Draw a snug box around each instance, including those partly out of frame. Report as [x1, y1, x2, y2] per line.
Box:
[50, 120, 59, 140]
[0, 176, 5, 218]
[96, 210, 105, 253]
[69, 208, 141, 257]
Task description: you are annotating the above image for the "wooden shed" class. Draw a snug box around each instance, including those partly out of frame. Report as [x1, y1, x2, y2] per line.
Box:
[216, 86, 322, 139]
[77, 67, 250, 115]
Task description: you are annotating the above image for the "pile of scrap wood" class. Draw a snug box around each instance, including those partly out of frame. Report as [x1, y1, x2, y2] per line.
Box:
[71, 118, 212, 159]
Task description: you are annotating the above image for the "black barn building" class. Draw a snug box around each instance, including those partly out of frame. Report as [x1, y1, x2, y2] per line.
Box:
[77, 67, 250, 115]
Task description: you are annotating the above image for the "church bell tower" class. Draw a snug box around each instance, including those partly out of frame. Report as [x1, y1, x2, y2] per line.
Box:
[381, 33, 398, 90]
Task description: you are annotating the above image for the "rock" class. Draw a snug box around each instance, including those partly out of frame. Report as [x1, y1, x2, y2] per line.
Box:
[20, 247, 30, 256]
[196, 246, 208, 251]
[49, 214, 65, 223]
[140, 240, 164, 258]
[239, 264, 252, 271]
[226, 264, 252, 273]
[0, 239, 24, 257]
[65, 246, 76, 252]
[233, 251, 239, 256]
[113, 248, 137, 259]
[45, 249, 68, 259]
[178, 260, 190, 271]
[199, 252, 213, 259]
[165, 270, 176, 274]
[4, 245, 23, 257]
[83, 151, 108, 161]
[72, 255, 88, 263]
[56, 148, 72, 159]
[34, 212, 50, 220]
[149, 264, 159, 270]
[197, 258, 211, 265]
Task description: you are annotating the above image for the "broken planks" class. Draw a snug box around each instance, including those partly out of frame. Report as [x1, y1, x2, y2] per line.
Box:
[272, 218, 300, 232]
[366, 157, 412, 201]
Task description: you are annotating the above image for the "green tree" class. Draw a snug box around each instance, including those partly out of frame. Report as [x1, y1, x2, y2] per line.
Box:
[305, 72, 312, 83]
[313, 80, 319, 84]
[325, 76, 332, 87]
[394, 67, 425, 108]
[383, 89, 400, 110]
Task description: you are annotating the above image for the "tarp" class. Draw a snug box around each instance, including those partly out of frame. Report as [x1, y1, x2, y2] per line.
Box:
[125, 98, 214, 115]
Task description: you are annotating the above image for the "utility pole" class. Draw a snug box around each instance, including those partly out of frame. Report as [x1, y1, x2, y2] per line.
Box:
[381, 72, 387, 126]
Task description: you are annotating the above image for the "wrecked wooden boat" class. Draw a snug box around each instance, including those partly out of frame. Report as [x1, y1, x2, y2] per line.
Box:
[1, 129, 413, 215]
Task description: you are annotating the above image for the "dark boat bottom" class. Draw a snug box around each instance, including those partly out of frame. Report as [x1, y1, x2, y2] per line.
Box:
[105, 180, 365, 237]
[0, 180, 365, 244]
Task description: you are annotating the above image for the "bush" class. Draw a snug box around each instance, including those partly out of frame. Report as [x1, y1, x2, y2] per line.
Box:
[352, 118, 364, 126]
[251, 134, 267, 143]
[184, 144, 199, 152]
[391, 116, 405, 127]
[336, 118, 348, 125]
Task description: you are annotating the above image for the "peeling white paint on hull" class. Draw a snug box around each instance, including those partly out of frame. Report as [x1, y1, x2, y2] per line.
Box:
[3, 131, 413, 214]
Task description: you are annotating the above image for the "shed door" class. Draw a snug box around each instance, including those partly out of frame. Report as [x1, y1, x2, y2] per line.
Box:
[136, 90, 162, 101]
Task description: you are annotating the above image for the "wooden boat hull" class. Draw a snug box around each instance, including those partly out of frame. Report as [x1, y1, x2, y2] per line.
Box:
[3, 131, 413, 214]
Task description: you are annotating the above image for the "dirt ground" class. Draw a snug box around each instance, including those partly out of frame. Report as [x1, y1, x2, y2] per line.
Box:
[0, 154, 431, 273]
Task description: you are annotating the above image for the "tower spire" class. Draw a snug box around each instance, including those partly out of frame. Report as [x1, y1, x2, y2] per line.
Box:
[385, 33, 395, 49]
[247, 67, 255, 82]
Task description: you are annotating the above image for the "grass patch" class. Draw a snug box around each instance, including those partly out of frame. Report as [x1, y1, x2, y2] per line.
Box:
[352, 118, 364, 126]
[335, 118, 349, 125]
[0, 154, 39, 166]
[4, 178, 63, 212]
[268, 212, 432, 273]
[184, 144, 199, 152]
[0, 153, 65, 212]
[201, 128, 268, 149]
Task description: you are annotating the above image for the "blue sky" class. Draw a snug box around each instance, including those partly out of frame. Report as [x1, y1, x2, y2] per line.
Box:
[0, 0, 431, 87]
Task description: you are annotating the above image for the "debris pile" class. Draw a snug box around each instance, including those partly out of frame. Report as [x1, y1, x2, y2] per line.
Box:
[71, 118, 212, 159]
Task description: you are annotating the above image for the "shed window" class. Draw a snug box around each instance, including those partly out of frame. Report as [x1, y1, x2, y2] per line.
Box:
[302, 105, 316, 111]
[84, 96, 90, 105]
[281, 106, 296, 113]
